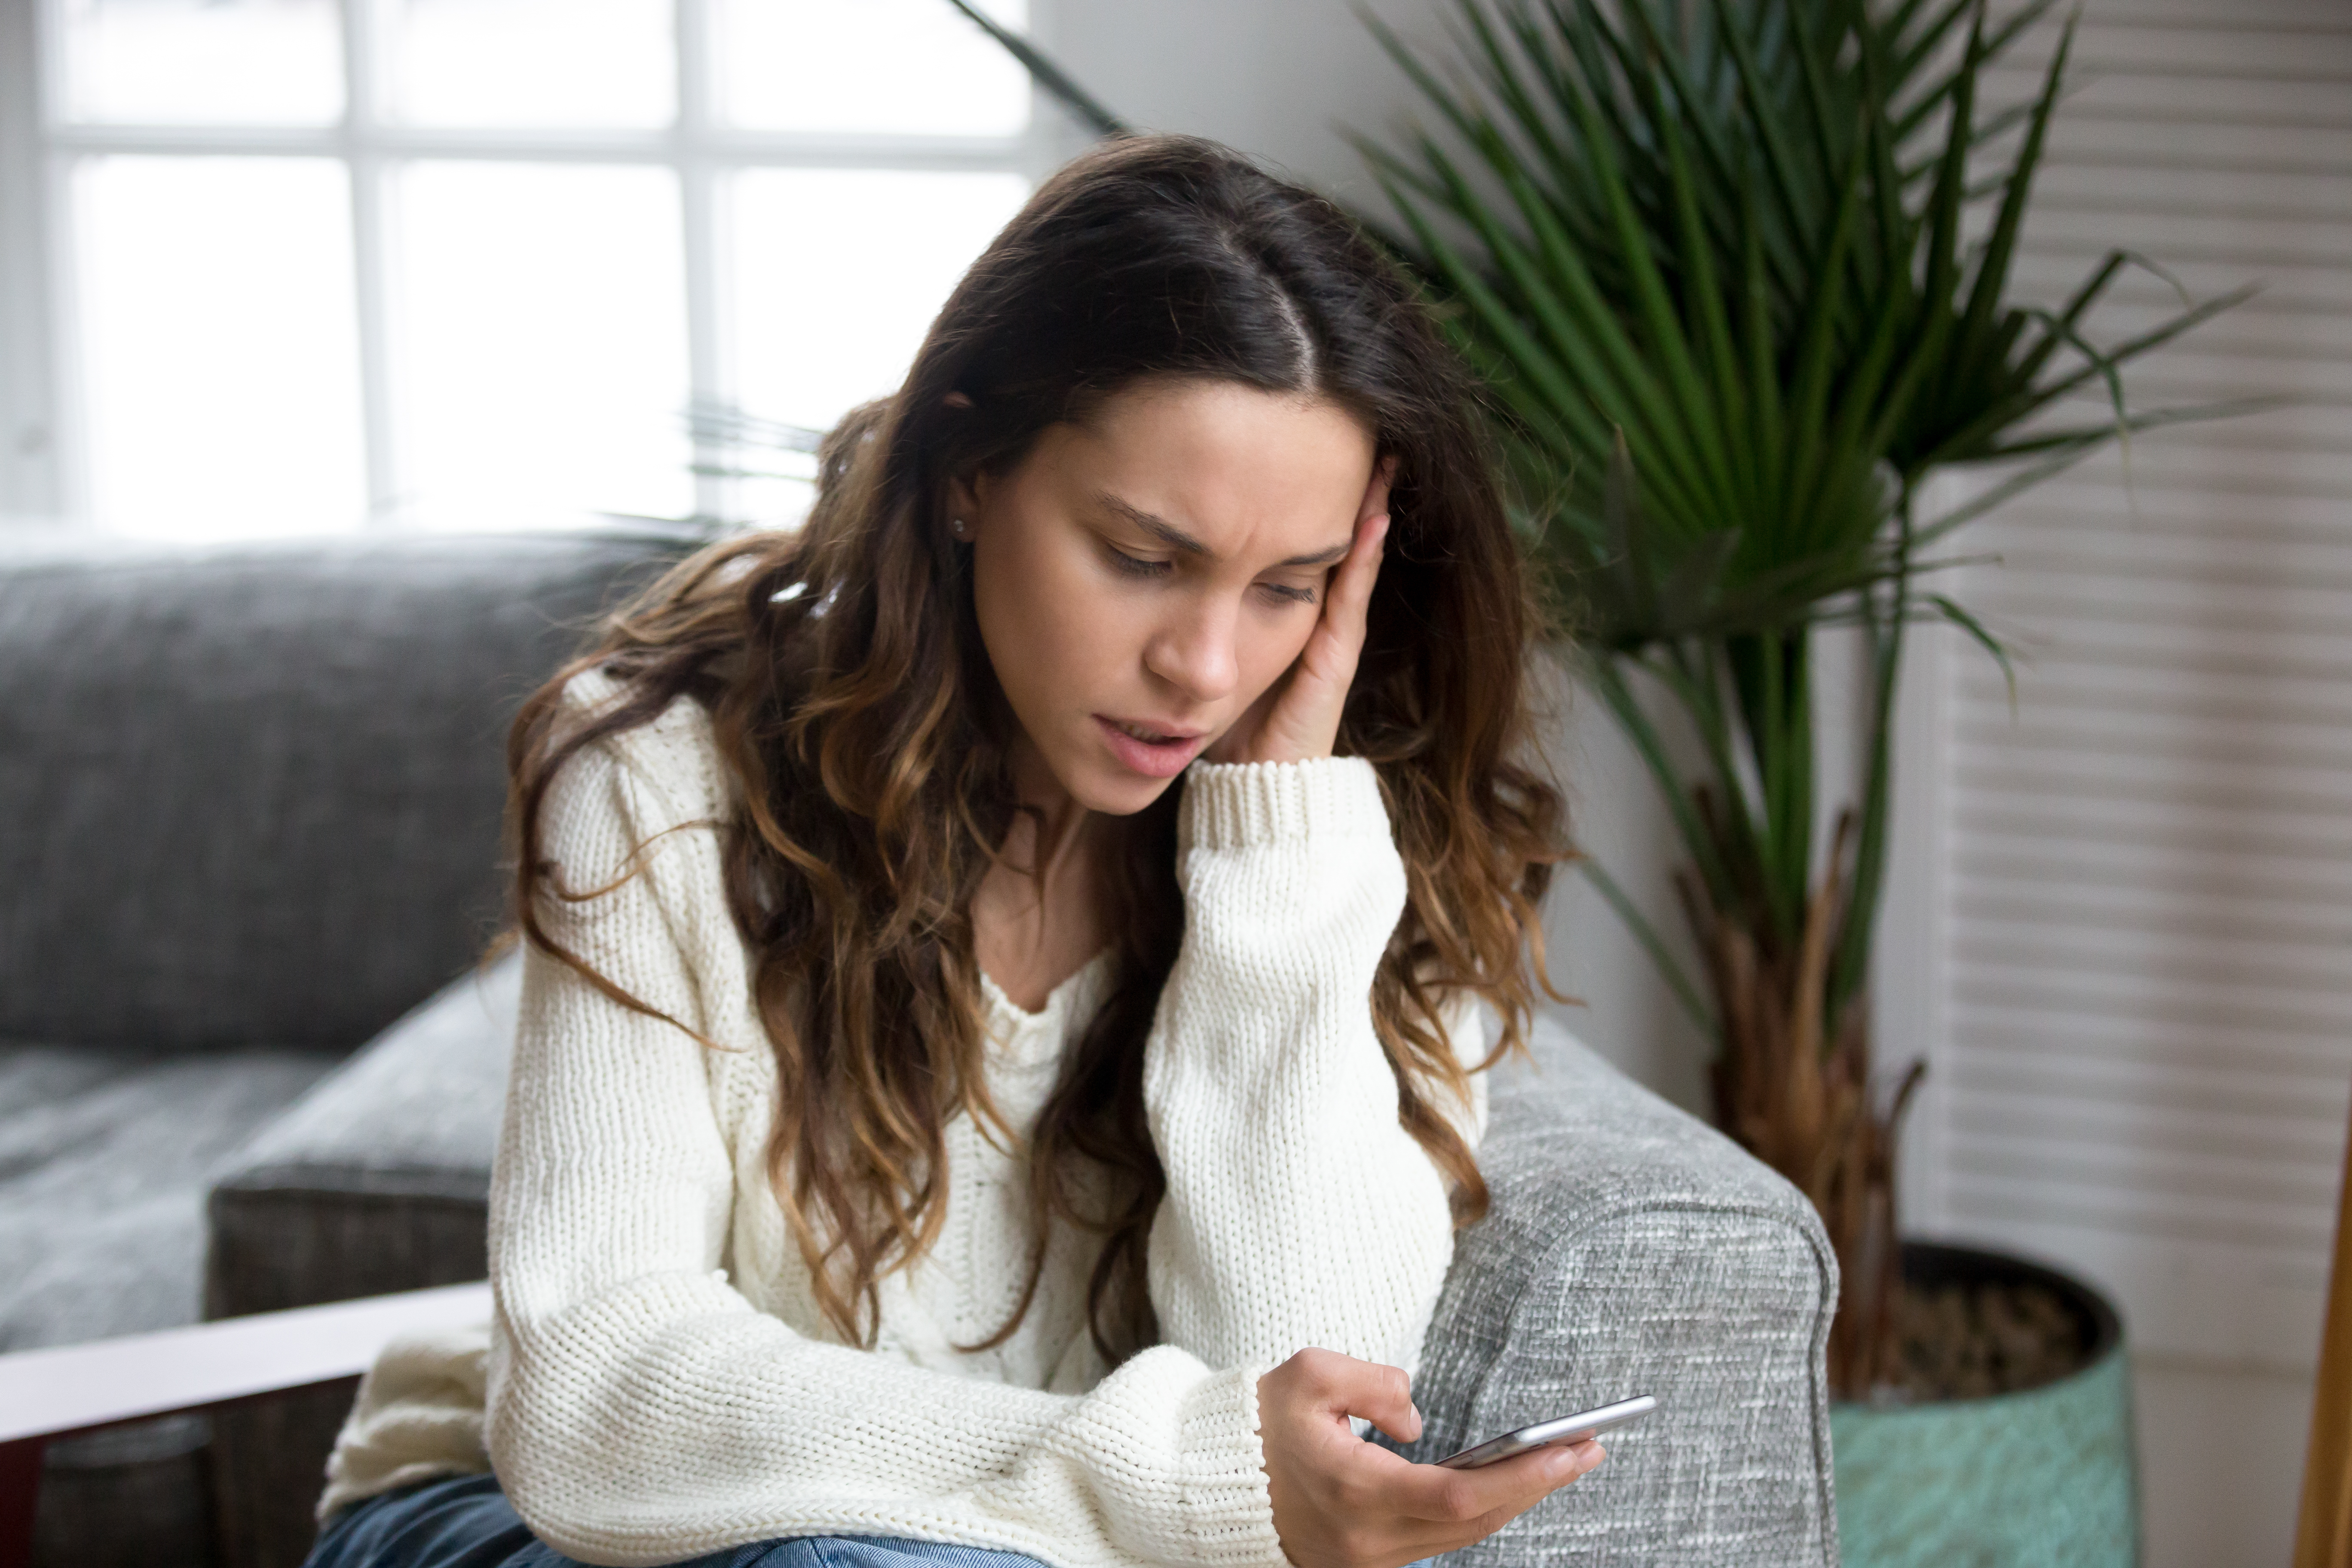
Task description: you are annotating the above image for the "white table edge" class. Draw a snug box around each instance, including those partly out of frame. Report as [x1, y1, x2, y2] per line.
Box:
[0, 1280, 492, 1446]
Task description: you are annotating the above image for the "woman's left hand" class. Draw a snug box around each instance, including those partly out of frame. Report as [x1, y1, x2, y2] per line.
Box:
[1205, 456, 1394, 766]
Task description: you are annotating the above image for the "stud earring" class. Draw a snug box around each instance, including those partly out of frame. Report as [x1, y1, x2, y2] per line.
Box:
[950, 517, 968, 537]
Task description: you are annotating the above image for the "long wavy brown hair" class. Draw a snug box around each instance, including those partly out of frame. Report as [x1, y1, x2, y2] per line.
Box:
[508, 134, 1567, 1368]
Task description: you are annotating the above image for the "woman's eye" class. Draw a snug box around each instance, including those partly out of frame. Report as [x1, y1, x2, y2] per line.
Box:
[1106, 546, 1172, 579]
[1259, 581, 1319, 606]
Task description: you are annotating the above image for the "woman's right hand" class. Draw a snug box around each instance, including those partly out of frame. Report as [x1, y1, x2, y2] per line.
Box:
[1257, 1349, 1606, 1568]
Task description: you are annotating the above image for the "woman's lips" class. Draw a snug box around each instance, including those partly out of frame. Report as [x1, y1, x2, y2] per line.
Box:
[1093, 714, 1209, 779]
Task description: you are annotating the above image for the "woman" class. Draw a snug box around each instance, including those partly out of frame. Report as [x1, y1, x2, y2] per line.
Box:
[306, 135, 1592, 1568]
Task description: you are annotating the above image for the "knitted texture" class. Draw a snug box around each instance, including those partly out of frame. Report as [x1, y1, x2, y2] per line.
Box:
[319, 671, 1483, 1568]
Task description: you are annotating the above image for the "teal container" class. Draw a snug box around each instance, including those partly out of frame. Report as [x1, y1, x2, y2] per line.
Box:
[1830, 1243, 2141, 1568]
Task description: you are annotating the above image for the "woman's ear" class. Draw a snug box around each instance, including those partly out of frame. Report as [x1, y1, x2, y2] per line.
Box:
[944, 468, 986, 541]
[940, 393, 980, 535]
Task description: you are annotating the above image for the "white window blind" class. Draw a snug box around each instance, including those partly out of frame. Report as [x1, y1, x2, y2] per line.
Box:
[1901, 0, 2352, 1373]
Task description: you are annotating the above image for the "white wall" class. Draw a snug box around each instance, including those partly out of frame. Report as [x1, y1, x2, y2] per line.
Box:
[1050, 0, 1452, 213]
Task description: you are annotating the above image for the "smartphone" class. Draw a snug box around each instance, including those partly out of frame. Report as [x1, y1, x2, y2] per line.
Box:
[1432, 1394, 1658, 1469]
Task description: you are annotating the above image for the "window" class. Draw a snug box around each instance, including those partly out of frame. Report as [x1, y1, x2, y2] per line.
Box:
[15, 0, 1047, 537]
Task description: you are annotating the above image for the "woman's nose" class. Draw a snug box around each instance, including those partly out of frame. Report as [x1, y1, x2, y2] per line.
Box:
[1143, 593, 1240, 704]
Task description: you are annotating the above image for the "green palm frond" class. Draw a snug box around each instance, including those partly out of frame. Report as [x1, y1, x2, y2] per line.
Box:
[1354, 0, 2253, 1037]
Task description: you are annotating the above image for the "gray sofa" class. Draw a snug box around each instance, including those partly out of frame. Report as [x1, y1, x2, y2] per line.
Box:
[0, 528, 685, 1568]
[0, 530, 1839, 1568]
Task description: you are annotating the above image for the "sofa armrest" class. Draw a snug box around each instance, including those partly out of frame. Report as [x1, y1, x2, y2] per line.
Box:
[206, 951, 519, 1321]
[1397, 1019, 1839, 1567]
[202, 953, 515, 1568]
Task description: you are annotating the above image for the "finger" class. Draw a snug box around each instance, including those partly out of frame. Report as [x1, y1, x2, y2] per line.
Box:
[1359, 1385, 1422, 1446]
[1307, 1352, 1421, 1445]
[1446, 1448, 1602, 1553]
[1389, 1441, 1588, 1528]
[1291, 513, 1384, 698]
[1358, 453, 1398, 524]
[1396, 1459, 1580, 1568]
[1322, 510, 1388, 645]
[1422, 1458, 1596, 1558]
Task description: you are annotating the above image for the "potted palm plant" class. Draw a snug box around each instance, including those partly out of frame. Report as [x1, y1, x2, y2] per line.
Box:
[1351, 0, 2257, 1557]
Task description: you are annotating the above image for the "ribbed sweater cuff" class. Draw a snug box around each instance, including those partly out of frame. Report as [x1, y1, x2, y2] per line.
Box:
[1179, 757, 1389, 854]
[1176, 1365, 1290, 1566]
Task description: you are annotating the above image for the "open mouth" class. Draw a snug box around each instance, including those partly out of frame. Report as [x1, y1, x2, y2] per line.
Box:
[1094, 714, 1208, 778]
[1108, 718, 1197, 744]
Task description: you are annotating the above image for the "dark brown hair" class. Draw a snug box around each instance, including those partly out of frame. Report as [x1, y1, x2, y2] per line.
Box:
[508, 134, 1566, 1367]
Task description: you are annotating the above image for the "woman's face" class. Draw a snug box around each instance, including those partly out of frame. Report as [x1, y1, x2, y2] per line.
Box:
[953, 378, 1378, 817]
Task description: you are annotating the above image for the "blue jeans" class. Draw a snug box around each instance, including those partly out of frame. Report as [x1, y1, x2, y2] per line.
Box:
[309, 1470, 1437, 1568]
[303, 1473, 1048, 1568]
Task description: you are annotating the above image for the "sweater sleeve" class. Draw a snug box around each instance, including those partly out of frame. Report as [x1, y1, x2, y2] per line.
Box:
[485, 707, 1290, 1568]
[1144, 758, 1470, 1384]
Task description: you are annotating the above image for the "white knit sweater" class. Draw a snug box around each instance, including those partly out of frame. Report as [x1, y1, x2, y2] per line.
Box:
[318, 669, 1488, 1568]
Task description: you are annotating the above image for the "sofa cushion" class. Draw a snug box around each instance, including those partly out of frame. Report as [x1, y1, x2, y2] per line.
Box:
[0, 1043, 340, 1355]
[0, 528, 684, 1055]
[206, 949, 521, 1320]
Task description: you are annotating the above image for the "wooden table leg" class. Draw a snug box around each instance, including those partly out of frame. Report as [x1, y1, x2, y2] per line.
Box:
[0, 1435, 43, 1568]
[2297, 1084, 2352, 1568]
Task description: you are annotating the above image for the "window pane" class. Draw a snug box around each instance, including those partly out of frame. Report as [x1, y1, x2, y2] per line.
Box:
[76, 158, 364, 537]
[396, 163, 691, 530]
[388, 0, 675, 128]
[720, 0, 1030, 137]
[61, 0, 342, 125]
[730, 169, 1026, 442]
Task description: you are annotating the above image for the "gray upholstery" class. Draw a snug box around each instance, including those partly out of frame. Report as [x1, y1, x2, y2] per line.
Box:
[1388, 1020, 1840, 1565]
[0, 1047, 337, 1355]
[208, 948, 522, 1312]
[0, 528, 687, 1568]
[205, 953, 520, 1568]
[32, 1413, 217, 1568]
[0, 529, 678, 1055]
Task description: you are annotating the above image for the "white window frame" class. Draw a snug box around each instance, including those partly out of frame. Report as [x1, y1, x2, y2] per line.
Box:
[0, 0, 59, 522]
[0, 0, 1070, 530]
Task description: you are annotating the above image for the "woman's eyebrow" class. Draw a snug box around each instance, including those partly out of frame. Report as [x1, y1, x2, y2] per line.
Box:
[1093, 490, 1351, 568]
[1096, 491, 1211, 555]
[1276, 541, 1354, 568]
